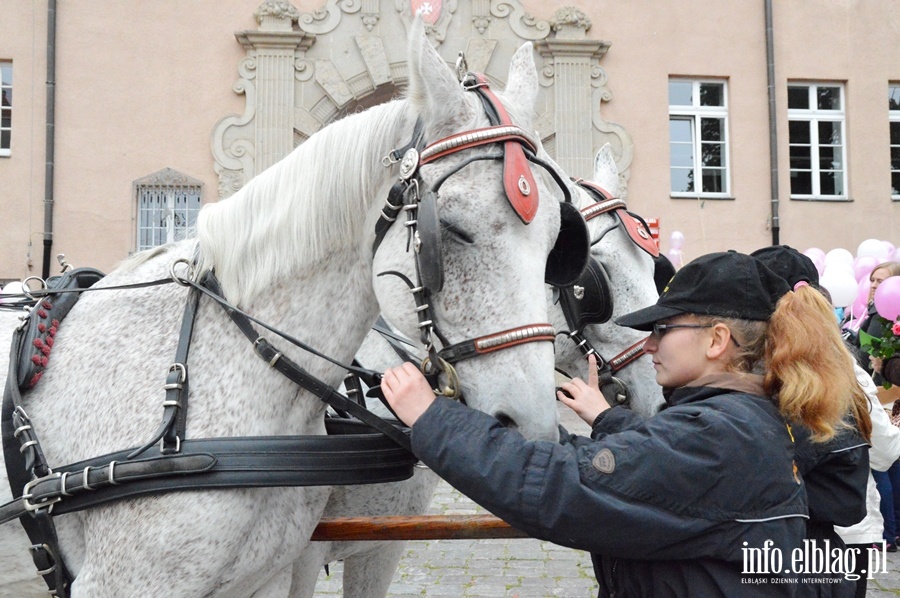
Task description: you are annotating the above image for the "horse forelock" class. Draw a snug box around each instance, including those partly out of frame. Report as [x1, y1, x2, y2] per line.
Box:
[196, 101, 412, 304]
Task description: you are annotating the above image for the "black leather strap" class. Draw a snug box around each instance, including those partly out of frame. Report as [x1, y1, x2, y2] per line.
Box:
[0, 420, 415, 526]
[200, 275, 413, 452]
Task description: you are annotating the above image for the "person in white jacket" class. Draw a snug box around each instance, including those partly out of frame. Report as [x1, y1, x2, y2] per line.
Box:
[835, 364, 900, 598]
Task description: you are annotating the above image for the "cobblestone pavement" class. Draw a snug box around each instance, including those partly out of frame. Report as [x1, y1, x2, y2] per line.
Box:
[315, 406, 900, 597]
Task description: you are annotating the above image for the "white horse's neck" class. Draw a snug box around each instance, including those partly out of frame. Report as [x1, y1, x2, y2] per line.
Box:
[197, 101, 412, 306]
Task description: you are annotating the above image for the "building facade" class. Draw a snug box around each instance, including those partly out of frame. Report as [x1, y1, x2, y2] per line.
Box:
[2, 0, 899, 282]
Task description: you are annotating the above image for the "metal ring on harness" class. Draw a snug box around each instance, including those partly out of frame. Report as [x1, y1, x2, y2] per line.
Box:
[420, 355, 460, 399]
[21, 276, 47, 300]
[169, 258, 195, 287]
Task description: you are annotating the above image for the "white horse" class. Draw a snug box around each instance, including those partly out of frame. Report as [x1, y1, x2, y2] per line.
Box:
[0, 22, 569, 597]
[293, 145, 664, 598]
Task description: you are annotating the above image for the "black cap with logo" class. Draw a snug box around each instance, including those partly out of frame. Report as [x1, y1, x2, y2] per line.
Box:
[615, 251, 791, 331]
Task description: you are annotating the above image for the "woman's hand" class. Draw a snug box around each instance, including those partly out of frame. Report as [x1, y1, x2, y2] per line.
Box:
[556, 354, 611, 426]
[871, 355, 884, 374]
[381, 362, 436, 426]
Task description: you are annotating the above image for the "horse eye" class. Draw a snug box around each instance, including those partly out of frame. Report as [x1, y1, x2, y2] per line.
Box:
[440, 220, 474, 245]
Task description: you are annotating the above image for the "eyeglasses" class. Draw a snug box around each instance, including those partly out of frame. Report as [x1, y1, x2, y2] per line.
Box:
[650, 322, 742, 347]
[650, 323, 714, 338]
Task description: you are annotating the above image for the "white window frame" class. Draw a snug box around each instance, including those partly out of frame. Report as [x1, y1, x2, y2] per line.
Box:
[133, 169, 202, 252]
[891, 84, 900, 201]
[668, 78, 731, 198]
[0, 61, 11, 157]
[787, 82, 847, 200]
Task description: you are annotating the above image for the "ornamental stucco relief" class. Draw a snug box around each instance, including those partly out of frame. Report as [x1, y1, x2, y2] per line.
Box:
[212, 0, 633, 198]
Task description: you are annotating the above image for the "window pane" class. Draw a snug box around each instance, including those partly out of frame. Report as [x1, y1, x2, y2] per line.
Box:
[1, 130, 8, 148]
[1, 112, 9, 129]
[791, 170, 812, 195]
[789, 120, 811, 144]
[669, 119, 693, 142]
[700, 117, 723, 142]
[2, 89, 10, 108]
[788, 86, 809, 110]
[669, 80, 693, 106]
[671, 168, 694, 193]
[892, 171, 900, 196]
[699, 83, 724, 107]
[819, 146, 843, 170]
[890, 86, 900, 111]
[670, 141, 694, 167]
[818, 121, 842, 145]
[891, 122, 900, 146]
[701, 142, 722, 167]
[0, 65, 10, 86]
[789, 145, 811, 170]
[819, 171, 843, 196]
[817, 87, 841, 111]
[702, 168, 723, 193]
[891, 146, 900, 168]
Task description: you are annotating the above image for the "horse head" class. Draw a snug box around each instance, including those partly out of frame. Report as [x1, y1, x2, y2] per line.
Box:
[551, 145, 665, 418]
[373, 25, 566, 441]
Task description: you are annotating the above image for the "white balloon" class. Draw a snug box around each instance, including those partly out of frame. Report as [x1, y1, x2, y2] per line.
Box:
[823, 262, 855, 279]
[670, 231, 685, 250]
[0, 281, 23, 304]
[824, 248, 854, 268]
[819, 271, 859, 308]
[857, 238, 890, 260]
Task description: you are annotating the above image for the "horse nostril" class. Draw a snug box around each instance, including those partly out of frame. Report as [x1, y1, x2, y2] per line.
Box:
[494, 412, 518, 430]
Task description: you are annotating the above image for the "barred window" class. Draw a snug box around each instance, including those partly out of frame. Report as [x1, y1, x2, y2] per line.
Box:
[788, 83, 847, 199]
[134, 169, 202, 251]
[668, 79, 730, 197]
[890, 84, 900, 200]
[1, 62, 11, 156]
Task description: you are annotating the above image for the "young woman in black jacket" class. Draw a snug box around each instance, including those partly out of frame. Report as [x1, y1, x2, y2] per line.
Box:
[381, 251, 868, 597]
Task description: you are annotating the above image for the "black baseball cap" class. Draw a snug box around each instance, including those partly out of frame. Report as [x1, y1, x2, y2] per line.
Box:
[615, 251, 791, 331]
[749, 245, 819, 288]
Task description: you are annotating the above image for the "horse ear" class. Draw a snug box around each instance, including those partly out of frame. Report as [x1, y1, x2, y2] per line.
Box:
[592, 143, 620, 196]
[406, 18, 473, 137]
[502, 42, 538, 118]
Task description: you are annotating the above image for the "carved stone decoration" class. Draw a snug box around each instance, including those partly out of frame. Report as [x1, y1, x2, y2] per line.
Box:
[298, 0, 362, 34]
[134, 167, 203, 188]
[361, 0, 380, 30]
[535, 6, 633, 183]
[549, 5, 591, 40]
[212, 1, 314, 196]
[472, 0, 491, 34]
[394, 0, 458, 44]
[211, 0, 635, 195]
[490, 0, 550, 41]
[255, 0, 301, 30]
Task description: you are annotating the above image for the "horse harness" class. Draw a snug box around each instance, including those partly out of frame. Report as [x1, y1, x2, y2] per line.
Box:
[0, 62, 589, 596]
[556, 180, 660, 407]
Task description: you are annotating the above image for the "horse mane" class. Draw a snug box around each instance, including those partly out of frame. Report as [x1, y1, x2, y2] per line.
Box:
[196, 101, 411, 304]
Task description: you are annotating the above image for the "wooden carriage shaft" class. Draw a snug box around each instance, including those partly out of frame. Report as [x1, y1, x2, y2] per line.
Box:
[310, 514, 530, 541]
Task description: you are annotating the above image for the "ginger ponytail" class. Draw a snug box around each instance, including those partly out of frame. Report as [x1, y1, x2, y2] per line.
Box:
[764, 285, 871, 442]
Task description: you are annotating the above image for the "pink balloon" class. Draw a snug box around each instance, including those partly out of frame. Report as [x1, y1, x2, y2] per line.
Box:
[848, 277, 870, 319]
[667, 248, 683, 269]
[873, 276, 900, 321]
[853, 256, 880, 282]
[884, 240, 896, 257]
[804, 247, 825, 260]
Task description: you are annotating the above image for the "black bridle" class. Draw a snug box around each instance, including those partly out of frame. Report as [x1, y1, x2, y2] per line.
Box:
[371, 62, 583, 398]
[557, 180, 657, 407]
